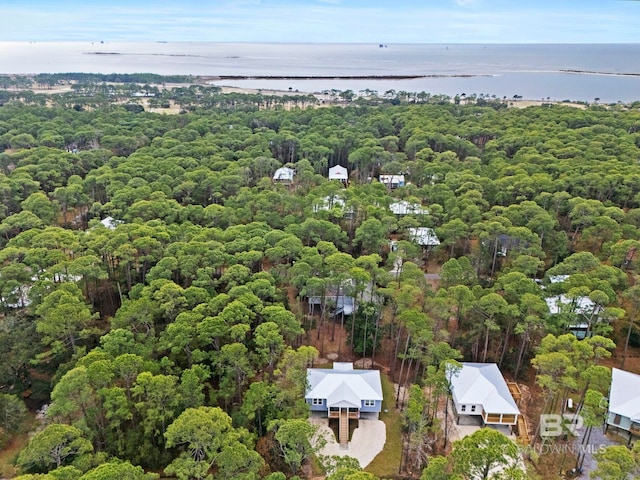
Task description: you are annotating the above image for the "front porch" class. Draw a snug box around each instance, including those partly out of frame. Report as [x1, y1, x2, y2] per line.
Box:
[329, 407, 358, 445]
[329, 407, 360, 419]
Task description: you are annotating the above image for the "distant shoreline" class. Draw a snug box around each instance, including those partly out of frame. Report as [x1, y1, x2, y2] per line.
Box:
[205, 74, 492, 81]
[560, 69, 640, 77]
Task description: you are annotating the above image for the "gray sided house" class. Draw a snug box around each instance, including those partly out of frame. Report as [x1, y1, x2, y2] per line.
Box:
[306, 362, 383, 446]
[606, 368, 640, 444]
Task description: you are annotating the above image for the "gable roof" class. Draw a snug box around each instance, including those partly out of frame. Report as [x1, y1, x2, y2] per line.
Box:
[328, 165, 348, 180]
[306, 362, 383, 407]
[610, 368, 640, 422]
[389, 200, 429, 216]
[407, 227, 440, 246]
[450, 363, 520, 415]
[273, 167, 295, 181]
[545, 294, 600, 315]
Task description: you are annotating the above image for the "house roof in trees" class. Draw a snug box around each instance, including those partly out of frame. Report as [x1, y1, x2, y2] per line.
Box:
[273, 166, 295, 181]
[307, 295, 355, 315]
[389, 200, 429, 216]
[328, 165, 348, 180]
[449, 363, 520, 415]
[609, 368, 640, 422]
[379, 174, 405, 187]
[544, 294, 598, 315]
[306, 362, 383, 407]
[100, 216, 121, 230]
[549, 275, 570, 284]
[407, 227, 440, 246]
[313, 194, 354, 215]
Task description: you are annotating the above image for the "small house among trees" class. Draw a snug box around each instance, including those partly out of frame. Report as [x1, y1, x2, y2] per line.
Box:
[328, 165, 349, 184]
[449, 363, 520, 433]
[379, 174, 405, 189]
[389, 200, 428, 216]
[273, 166, 295, 184]
[407, 227, 440, 248]
[307, 294, 355, 317]
[306, 362, 383, 445]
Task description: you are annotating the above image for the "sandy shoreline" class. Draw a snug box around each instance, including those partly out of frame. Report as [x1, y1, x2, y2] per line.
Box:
[12, 80, 588, 111]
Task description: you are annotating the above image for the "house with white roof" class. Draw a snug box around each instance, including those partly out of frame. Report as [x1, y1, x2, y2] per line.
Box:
[606, 368, 640, 444]
[328, 165, 349, 184]
[389, 200, 429, 216]
[407, 227, 440, 247]
[306, 362, 383, 445]
[100, 216, 121, 230]
[449, 363, 520, 430]
[548, 275, 570, 284]
[313, 194, 355, 219]
[273, 166, 295, 184]
[545, 294, 604, 339]
[379, 174, 405, 189]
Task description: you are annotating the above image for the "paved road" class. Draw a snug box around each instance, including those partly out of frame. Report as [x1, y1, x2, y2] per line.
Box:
[565, 425, 618, 477]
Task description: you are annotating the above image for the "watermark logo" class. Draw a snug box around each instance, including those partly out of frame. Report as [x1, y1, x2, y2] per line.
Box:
[540, 414, 583, 437]
[530, 414, 608, 457]
[532, 443, 607, 455]
[525, 442, 608, 457]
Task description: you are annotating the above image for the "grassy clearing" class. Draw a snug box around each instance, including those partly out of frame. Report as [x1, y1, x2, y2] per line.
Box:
[365, 373, 403, 478]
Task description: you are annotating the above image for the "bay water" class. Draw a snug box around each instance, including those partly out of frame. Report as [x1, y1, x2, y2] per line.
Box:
[0, 42, 639, 103]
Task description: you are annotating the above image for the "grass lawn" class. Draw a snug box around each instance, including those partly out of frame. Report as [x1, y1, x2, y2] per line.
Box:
[365, 373, 403, 478]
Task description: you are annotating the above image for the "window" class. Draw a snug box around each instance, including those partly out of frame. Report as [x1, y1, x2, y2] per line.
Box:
[312, 398, 323, 406]
[363, 400, 375, 407]
[613, 414, 621, 425]
[471, 405, 476, 412]
[461, 405, 466, 412]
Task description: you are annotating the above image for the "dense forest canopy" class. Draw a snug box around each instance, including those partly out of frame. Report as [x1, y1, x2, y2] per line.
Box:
[0, 84, 639, 479]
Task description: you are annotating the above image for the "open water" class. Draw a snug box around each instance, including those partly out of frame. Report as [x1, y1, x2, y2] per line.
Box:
[1, 42, 639, 103]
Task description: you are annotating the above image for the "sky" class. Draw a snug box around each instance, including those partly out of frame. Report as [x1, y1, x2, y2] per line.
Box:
[1, 0, 639, 44]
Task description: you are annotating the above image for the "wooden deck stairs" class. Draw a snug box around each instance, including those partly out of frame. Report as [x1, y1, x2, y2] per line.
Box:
[508, 381, 530, 444]
[339, 409, 349, 447]
[516, 414, 530, 445]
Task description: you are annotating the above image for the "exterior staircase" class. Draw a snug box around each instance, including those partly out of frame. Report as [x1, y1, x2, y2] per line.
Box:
[517, 415, 530, 445]
[339, 409, 349, 447]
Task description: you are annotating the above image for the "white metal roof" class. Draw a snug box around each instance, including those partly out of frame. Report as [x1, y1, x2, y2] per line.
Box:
[407, 227, 440, 246]
[379, 174, 405, 185]
[273, 167, 295, 181]
[328, 165, 348, 180]
[306, 362, 383, 407]
[545, 295, 599, 315]
[389, 200, 429, 216]
[450, 363, 520, 415]
[609, 368, 640, 423]
[549, 275, 570, 284]
[100, 216, 121, 230]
